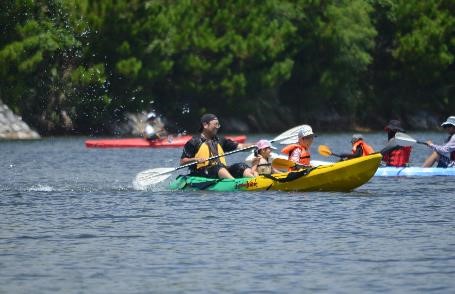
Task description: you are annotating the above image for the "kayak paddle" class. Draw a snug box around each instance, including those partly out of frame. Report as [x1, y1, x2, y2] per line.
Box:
[393, 132, 428, 147]
[318, 145, 342, 158]
[133, 124, 308, 189]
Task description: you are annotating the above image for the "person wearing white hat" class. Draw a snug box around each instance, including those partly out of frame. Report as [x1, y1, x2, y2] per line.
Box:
[281, 124, 315, 167]
[423, 116, 455, 168]
[251, 139, 280, 175]
[144, 111, 167, 140]
[338, 134, 375, 160]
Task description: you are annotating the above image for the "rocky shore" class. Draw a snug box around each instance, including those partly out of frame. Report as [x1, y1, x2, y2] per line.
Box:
[0, 101, 40, 140]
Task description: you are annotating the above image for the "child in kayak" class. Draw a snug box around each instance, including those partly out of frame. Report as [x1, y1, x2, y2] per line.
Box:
[423, 115, 455, 168]
[281, 125, 315, 168]
[338, 134, 375, 160]
[251, 139, 281, 175]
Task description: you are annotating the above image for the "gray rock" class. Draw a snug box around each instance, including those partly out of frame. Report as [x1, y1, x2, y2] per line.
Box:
[0, 101, 40, 140]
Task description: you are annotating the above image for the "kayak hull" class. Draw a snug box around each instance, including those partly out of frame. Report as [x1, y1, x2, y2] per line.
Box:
[170, 153, 382, 192]
[85, 135, 246, 148]
[375, 167, 455, 177]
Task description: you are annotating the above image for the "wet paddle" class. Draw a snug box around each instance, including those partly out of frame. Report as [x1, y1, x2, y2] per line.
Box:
[133, 124, 308, 189]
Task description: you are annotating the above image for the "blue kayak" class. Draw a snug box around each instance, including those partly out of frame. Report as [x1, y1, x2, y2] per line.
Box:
[375, 167, 455, 177]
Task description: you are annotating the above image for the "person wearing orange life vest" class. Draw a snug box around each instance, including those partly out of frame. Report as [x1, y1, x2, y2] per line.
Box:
[338, 134, 375, 160]
[281, 125, 315, 168]
[380, 120, 412, 167]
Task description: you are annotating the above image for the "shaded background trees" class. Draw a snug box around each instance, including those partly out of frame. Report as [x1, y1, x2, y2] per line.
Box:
[1, 0, 453, 135]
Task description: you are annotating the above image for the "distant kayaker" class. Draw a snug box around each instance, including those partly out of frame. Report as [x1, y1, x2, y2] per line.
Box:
[180, 113, 255, 179]
[281, 125, 315, 168]
[144, 112, 167, 140]
[338, 134, 375, 160]
[251, 139, 281, 175]
[380, 120, 412, 167]
[422, 116, 455, 168]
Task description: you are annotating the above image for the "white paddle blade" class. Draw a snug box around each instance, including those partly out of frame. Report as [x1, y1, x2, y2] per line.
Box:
[277, 135, 298, 145]
[272, 124, 307, 143]
[394, 132, 417, 147]
[132, 167, 174, 190]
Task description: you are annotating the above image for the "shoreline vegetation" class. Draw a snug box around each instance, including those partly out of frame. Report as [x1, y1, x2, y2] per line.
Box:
[1, 1, 453, 137]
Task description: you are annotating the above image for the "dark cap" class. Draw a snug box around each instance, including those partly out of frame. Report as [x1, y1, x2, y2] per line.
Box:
[199, 113, 218, 132]
[351, 133, 363, 143]
[384, 120, 404, 132]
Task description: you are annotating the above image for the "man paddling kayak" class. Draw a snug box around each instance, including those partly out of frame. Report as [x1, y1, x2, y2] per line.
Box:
[423, 116, 455, 168]
[380, 120, 412, 167]
[180, 113, 255, 179]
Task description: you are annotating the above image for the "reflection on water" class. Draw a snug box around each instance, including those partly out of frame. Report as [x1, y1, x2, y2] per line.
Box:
[1, 134, 454, 293]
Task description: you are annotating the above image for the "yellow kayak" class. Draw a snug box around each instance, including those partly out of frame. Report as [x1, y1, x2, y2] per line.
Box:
[170, 153, 382, 192]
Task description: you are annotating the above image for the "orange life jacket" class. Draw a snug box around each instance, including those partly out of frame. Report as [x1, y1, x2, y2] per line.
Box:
[281, 144, 311, 166]
[352, 140, 375, 156]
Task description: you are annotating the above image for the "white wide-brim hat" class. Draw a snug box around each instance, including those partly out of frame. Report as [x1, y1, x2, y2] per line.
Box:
[441, 116, 455, 127]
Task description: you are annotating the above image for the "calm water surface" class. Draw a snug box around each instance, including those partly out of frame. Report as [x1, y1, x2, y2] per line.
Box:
[1, 133, 454, 293]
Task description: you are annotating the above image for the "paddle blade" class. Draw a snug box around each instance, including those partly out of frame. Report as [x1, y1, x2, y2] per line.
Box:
[318, 145, 333, 157]
[272, 124, 312, 145]
[272, 125, 303, 142]
[394, 132, 417, 147]
[272, 158, 296, 170]
[133, 167, 175, 190]
[277, 136, 298, 145]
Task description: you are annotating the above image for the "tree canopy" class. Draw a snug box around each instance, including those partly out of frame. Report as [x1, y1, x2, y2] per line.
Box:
[0, 0, 453, 134]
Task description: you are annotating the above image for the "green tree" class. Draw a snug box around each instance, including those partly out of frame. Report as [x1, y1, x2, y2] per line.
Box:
[0, 0, 82, 133]
[280, 0, 376, 128]
[363, 0, 454, 125]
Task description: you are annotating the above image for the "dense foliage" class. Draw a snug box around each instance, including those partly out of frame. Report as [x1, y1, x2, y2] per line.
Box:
[0, 0, 453, 134]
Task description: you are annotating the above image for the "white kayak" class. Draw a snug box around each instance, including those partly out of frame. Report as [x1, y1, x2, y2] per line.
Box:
[374, 167, 455, 177]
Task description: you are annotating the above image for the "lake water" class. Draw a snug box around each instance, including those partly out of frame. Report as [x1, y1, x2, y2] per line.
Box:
[1, 132, 454, 293]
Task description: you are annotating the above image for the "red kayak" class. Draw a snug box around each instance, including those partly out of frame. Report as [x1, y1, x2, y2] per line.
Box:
[85, 135, 247, 148]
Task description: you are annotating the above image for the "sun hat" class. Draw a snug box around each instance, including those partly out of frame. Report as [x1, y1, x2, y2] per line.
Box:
[441, 116, 455, 127]
[351, 134, 363, 143]
[298, 125, 315, 138]
[256, 139, 277, 150]
[384, 120, 404, 132]
[146, 112, 157, 120]
[199, 113, 218, 132]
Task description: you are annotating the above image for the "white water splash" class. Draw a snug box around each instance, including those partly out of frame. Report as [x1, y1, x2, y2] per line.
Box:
[28, 184, 54, 192]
